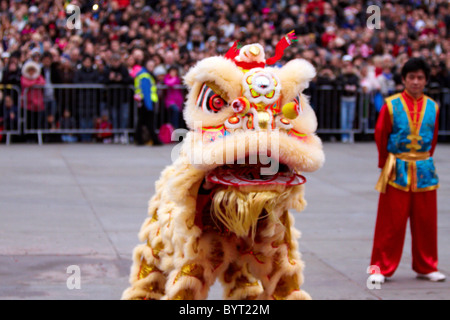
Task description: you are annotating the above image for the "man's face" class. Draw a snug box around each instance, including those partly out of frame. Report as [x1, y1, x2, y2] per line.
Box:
[145, 60, 155, 72]
[402, 70, 427, 97]
[42, 56, 52, 67]
[83, 58, 92, 68]
[111, 59, 120, 68]
[4, 96, 13, 107]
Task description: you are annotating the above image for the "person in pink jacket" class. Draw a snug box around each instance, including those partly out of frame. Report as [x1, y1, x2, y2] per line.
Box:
[21, 61, 46, 132]
[163, 66, 184, 129]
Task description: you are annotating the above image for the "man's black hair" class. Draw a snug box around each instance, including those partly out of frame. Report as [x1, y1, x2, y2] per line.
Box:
[82, 54, 94, 62]
[401, 57, 430, 81]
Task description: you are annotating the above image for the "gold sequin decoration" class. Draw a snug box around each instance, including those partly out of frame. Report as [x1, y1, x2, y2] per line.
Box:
[150, 210, 158, 223]
[257, 111, 271, 129]
[148, 240, 164, 259]
[272, 274, 300, 300]
[173, 263, 205, 284]
[228, 276, 261, 298]
[138, 259, 161, 280]
[146, 282, 165, 295]
[236, 276, 259, 289]
[173, 288, 196, 300]
[249, 45, 260, 56]
[252, 252, 266, 264]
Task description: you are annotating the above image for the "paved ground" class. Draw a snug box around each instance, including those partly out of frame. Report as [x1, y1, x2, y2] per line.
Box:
[0, 141, 448, 300]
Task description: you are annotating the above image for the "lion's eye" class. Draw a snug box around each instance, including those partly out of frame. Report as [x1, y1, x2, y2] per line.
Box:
[196, 83, 228, 113]
[211, 95, 226, 111]
[293, 94, 303, 115]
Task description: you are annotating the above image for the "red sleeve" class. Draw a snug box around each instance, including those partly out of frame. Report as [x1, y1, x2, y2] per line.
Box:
[37, 76, 46, 85]
[20, 76, 32, 88]
[21, 76, 46, 87]
[374, 103, 392, 168]
[430, 108, 439, 156]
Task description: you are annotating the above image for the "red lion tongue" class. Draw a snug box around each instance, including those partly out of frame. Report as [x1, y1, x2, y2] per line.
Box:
[206, 166, 306, 187]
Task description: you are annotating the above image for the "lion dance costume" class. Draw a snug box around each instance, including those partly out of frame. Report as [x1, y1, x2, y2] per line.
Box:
[122, 33, 325, 300]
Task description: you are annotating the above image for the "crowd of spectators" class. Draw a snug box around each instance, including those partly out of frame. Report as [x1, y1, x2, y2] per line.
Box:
[0, 0, 449, 143]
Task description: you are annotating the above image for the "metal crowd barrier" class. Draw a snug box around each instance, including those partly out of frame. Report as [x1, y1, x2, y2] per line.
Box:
[22, 84, 136, 145]
[361, 87, 450, 135]
[155, 84, 188, 131]
[2, 84, 449, 145]
[0, 85, 21, 145]
[424, 88, 450, 135]
[157, 85, 450, 138]
[308, 85, 365, 141]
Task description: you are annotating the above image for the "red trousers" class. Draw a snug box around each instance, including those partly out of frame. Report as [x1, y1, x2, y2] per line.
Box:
[370, 185, 438, 277]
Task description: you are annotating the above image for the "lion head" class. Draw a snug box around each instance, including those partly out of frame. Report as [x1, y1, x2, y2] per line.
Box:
[123, 36, 325, 301]
[171, 40, 325, 239]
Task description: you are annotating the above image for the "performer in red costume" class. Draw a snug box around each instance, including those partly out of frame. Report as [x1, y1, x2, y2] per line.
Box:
[369, 58, 446, 284]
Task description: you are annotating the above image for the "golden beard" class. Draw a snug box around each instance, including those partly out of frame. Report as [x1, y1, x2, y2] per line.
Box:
[211, 185, 294, 239]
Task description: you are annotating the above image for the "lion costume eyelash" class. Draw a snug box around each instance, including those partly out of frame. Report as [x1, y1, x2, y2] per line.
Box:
[122, 33, 325, 300]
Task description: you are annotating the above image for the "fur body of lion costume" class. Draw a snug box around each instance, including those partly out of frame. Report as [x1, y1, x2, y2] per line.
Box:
[122, 35, 325, 300]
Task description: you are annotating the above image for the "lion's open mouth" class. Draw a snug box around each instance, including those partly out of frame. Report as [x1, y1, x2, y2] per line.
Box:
[206, 156, 306, 187]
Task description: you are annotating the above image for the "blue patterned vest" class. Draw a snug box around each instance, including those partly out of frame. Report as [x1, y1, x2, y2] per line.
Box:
[385, 93, 439, 192]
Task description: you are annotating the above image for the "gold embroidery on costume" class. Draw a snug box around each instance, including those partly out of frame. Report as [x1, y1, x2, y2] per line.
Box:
[138, 259, 159, 280]
[173, 264, 205, 284]
[173, 288, 196, 300]
[272, 274, 300, 300]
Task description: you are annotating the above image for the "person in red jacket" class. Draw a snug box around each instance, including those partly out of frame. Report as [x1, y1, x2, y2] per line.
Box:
[21, 61, 46, 132]
[369, 58, 446, 284]
[95, 111, 113, 143]
[306, 0, 325, 15]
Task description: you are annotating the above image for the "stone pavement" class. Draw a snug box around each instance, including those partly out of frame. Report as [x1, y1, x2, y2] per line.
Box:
[0, 142, 448, 300]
